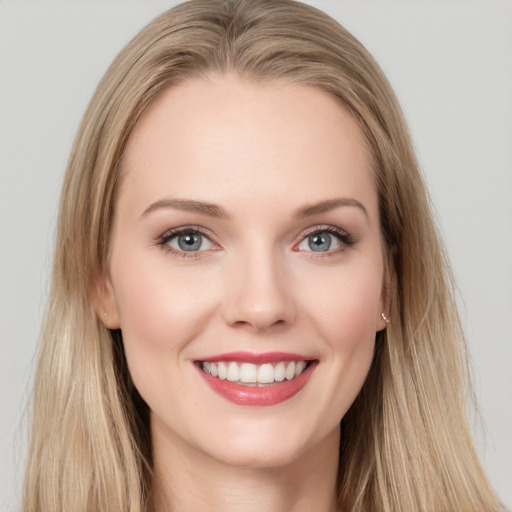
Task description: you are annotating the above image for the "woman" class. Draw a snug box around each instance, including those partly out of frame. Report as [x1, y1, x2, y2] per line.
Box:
[22, 0, 504, 511]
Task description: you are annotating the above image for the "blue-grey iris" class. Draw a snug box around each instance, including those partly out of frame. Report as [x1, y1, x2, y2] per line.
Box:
[308, 232, 332, 252]
[178, 232, 202, 251]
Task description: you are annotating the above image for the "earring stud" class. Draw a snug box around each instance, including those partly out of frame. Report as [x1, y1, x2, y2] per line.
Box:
[381, 312, 390, 324]
[103, 311, 108, 317]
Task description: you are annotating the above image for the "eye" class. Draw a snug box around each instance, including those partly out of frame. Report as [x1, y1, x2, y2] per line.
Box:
[295, 227, 354, 254]
[160, 228, 215, 254]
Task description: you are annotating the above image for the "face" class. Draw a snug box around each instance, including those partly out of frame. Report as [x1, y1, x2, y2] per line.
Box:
[100, 75, 387, 470]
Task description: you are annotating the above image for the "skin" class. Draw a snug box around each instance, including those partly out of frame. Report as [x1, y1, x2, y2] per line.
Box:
[99, 75, 388, 512]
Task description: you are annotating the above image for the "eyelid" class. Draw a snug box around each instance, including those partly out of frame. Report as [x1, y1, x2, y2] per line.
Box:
[156, 225, 220, 256]
[293, 225, 356, 254]
[299, 224, 351, 238]
[155, 224, 356, 257]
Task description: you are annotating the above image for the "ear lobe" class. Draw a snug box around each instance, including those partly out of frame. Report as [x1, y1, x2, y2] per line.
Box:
[377, 249, 395, 331]
[376, 281, 391, 331]
[91, 268, 121, 329]
[376, 309, 388, 332]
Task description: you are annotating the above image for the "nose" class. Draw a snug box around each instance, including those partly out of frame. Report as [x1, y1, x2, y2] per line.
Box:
[222, 248, 297, 332]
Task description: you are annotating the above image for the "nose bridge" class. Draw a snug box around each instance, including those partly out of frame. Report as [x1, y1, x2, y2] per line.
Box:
[223, 240, 296, 330]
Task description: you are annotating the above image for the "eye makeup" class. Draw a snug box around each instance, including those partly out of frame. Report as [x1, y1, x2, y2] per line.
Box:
[156, 225, 220, 258]
[293, 225, 357, 256]
[155, 223, 358, 259]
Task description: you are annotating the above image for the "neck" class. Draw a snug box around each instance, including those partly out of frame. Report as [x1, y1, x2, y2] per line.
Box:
[151, 423, 340, 512]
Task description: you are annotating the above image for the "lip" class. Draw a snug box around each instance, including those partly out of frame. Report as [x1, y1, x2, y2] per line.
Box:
[197, 351, 313, 364]
[195, 354, 318, 406]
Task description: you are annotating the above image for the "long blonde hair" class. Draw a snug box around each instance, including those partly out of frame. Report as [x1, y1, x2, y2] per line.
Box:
[23, 1, 503, 511]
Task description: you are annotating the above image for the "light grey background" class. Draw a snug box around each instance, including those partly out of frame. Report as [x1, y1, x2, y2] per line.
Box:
[1, 1, 511, 510]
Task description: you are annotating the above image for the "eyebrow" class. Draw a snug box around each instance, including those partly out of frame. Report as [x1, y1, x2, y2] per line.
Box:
[141, 198, 230, 219]
[141, 197, 368, 221]
[292, 198, 369, 220]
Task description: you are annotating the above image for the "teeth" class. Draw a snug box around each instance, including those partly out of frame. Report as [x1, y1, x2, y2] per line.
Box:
[227, 362, 239, 382]
[218, 362, 227, 380]
[295, 360, 307, 377]
[202, 360, 309, 385]
[285, 361, 296, 380]
[274, 362, 286, 382]
[257, 363, 274, 384]
[240, 363, 257, 383]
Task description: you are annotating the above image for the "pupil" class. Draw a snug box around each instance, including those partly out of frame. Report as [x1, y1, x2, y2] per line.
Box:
[308, 233, 331, 252]
[178, 233, 201, 251]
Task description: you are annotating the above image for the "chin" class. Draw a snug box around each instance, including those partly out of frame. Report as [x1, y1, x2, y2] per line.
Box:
[193, 417, 339, 471]
[203, 439, 310, 470]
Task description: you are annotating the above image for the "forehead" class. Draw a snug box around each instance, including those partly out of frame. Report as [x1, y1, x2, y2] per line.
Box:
[119, 75, 377, 218]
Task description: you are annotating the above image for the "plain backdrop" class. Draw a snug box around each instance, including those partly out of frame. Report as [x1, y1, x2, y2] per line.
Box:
[1, 1, 511, 510]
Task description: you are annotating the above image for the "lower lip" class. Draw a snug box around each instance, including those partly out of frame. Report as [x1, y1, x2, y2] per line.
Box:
[196, 362, 317, 406]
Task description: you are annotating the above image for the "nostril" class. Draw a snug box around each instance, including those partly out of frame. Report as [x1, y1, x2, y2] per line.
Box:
[222, 268, 297, 330]
[231, 317, 287, 331]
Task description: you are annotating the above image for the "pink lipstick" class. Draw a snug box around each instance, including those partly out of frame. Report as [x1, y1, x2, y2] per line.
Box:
[195, 352, 317, 406]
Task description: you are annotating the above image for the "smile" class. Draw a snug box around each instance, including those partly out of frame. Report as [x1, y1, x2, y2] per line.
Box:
[195, 352, 317, 406]
[201, 360, 308, 386]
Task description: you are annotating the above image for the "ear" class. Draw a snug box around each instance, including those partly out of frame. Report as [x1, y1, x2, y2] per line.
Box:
[90, 266, 121, 330]
[376, 291, 389, 332]
[376, 248, 395, 332]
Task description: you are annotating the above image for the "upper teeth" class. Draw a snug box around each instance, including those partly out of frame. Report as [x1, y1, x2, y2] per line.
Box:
[202, 361, 307, 385]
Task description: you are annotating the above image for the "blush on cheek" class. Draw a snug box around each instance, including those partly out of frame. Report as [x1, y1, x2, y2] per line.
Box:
[308, 278, 382, 346]
[112, 251, 218, 343]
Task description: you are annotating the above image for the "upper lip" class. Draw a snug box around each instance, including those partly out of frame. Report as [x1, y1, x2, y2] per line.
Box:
[196, 351, 315, 364]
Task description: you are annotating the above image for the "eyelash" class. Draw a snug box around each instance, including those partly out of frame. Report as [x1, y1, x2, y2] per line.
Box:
[156, 225, 356, 258]
[296, 225, 356, 257]
[157, 226, 216, 258]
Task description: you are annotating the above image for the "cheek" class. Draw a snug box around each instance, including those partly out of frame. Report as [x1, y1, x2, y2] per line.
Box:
[108, 249, 221, 380]
[300, 257, 383, 344]
[296, 258, 382, 414]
